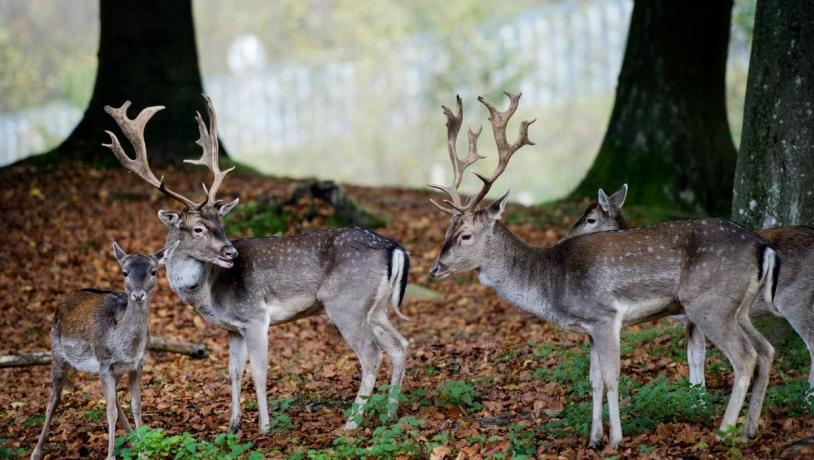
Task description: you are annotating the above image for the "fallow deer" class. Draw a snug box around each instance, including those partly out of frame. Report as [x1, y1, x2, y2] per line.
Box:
[428, 93, 777, 448]
[567, 186, 814, 390]
[31, 242, 176, 460]
[103, 96, 410, 433]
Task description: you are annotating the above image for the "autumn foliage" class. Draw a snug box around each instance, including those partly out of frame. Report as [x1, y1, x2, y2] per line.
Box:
[1, 163, 813, 458]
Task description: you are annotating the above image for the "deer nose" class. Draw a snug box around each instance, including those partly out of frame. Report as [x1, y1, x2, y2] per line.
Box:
[131, 290, 147, 302]
[430, 262, 444, 278]
[222, 245, 238, 259]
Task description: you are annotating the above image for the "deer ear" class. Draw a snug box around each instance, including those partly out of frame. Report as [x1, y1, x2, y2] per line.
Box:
[610, 184, 628, 208]
[158, 210, 181, 227]
[154, 240, 180, 265]
[597, 188, 612, 213]
[484, 190, 510, 222]
[217, 198, 239, 217]
[112, 241, 128, 264]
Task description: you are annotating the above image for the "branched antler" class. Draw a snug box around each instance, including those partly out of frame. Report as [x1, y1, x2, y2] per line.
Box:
[470, 92, 535, 207]
[103, 94, 234, 210]
[103, 102, 201, 208]
[184, 94, 234, 207]
[428, 95, 484, 215]
[429, 92, 535, 214]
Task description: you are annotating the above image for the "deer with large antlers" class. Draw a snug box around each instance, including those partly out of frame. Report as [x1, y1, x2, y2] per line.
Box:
[567, 185, 814, 390]
[429, 93, 777, 448]
[104, 95, 411, 433]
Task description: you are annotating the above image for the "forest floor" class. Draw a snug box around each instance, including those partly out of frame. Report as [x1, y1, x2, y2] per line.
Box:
[1, 162, 813, 459]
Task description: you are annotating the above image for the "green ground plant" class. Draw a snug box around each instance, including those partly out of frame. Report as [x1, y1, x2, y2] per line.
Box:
[434, 380, 481, 413]
[0, 437, 25, 459]
[114, 426, 262, 459]
[289, 416, 425, 459]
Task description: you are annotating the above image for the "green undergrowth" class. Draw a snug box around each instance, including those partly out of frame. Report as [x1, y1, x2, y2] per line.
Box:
[0, 437, 25, 459]
[536, 322, 814, 443]
[114, 426, 262, 459]
[225, 200, 291, 236]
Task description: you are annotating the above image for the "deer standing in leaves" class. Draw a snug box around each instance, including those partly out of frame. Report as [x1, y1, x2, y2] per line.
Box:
[31, 242, 176, 460]
[428, 93, 777, 448]
[103, 96, 410, 433]
[567, 185, 814, 390]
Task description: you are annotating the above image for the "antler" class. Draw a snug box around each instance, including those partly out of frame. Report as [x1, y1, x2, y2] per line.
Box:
[103, 101, 202, 209]
[184, 94, 234, 207]
[468, 92, 535, 209]
[428, 95, 484, 214]
[429, 92, 535, 214]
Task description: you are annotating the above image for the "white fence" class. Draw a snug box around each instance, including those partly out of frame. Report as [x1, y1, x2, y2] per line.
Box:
[0, 0, 632, 168]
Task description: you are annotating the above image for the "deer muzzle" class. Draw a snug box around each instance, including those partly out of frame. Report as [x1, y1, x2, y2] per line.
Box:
[213, 244, 238, 268]
[430, 261, 451, 279]
[130, 290, 148, 302]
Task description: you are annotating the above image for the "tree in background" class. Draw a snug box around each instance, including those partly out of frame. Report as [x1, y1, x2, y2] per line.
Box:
[57, 0, 222, 165]
[732, 0, 814, 227]
[575, 0, 737, 215]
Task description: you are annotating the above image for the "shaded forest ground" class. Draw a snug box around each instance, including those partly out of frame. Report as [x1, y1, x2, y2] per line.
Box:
[1, 163, 813, 459]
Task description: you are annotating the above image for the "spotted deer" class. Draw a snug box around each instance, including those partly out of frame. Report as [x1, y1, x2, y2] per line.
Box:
[567, 186, 814, 390]
[31, 242, 176, 460]
[103, 96, 410, 433]
[428, 93, 777, 448]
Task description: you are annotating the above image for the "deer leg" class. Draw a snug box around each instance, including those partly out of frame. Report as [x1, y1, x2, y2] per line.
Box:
[31, 358, 68, 460]
[227, 331, 248, 434]
[344, 333, 382, 430]
[739, 313, 774, 438]
[370, 314, 408, 420]
[244, 325, 271, 434]
[685, 320, 707, 387]
[101, 372, 119, 460]
[688, 308, 757, 432]
[588, 338, 605, 448]
[593, 325, 622, 449]
[780, 304, 814, 390]
[322, 293, 385, 430]
[114, 381, 133, 434]
[128, 365, 143, 429]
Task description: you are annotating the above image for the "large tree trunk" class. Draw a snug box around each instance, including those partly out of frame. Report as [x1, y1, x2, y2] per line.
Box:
[56, 0, 223, 165]
[732, 0, 814, 228]
[574, 0, 736, 215]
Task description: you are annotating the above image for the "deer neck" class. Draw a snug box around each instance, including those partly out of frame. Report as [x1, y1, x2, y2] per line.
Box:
[166, 252, 212, 307]
[118, 298, 151, 336]
[478, 222, 555, 320]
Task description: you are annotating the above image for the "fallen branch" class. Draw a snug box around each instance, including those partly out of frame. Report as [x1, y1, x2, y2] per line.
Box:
[148, 335, 209, 359]
[0, 335, 209, 368]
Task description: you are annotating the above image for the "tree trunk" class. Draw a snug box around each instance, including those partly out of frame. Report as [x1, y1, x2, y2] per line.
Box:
[56, 0, 223, 166]
[574, 0, 737, 215]
[732, 0, 814, 228]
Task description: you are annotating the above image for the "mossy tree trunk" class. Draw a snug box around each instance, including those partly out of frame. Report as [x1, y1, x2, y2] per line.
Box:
[732, 0, 814, 228]
[56, 0, 225, 166]
[575, 0, 736, 215]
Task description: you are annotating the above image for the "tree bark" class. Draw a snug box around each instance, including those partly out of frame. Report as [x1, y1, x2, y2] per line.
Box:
[732, 0, 814, 228]
[55, 0, 224, 165]
[574, 0, 737, 215]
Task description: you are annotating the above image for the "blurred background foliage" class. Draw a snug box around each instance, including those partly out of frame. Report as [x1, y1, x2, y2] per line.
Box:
[0, 0, 755, 204]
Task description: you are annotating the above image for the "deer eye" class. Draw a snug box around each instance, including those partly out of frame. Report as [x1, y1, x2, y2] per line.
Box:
[461, 234, 472, 241]
[150, 270, 157, 276]
[193, 226, 205, 235]
[587, 218, 597, 224]
[123, 271, 129, 277]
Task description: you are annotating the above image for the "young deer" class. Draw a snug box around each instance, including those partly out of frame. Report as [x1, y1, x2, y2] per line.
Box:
[31, 242, 175, 460]
[103, 96, 410, 433]
[428, 93, 777, 448]
[568, 187, 814, 389]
